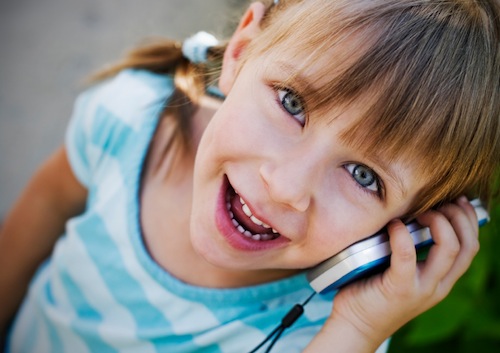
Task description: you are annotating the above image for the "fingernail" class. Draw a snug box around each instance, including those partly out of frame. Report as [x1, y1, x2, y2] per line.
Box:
[388, 219, 402, 227]
[457, 195, 468, 205]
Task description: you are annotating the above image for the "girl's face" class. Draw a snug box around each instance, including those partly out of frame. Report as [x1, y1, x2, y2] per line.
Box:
[190, 46, 427, 282]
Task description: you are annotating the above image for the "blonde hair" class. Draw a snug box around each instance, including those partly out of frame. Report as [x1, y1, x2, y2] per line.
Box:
[93, 0, 499, 216]
[251, 0, 500, 215]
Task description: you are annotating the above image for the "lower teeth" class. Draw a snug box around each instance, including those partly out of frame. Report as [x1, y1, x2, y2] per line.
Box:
[226, 201, 278, 241]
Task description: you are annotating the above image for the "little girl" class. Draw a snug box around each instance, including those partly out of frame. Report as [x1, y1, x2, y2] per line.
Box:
[1, 0, 498, 352]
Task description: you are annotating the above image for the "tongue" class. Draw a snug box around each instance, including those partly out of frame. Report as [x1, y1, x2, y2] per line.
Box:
[230, 194, 274, 235]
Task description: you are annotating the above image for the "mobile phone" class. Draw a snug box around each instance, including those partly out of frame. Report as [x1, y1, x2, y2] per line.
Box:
[307, 198, 490, 294]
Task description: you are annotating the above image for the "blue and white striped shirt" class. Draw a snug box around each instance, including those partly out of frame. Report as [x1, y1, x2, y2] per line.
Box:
[6, 69, 341, 353]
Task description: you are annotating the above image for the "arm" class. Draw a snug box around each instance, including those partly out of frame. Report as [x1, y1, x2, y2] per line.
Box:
[303, 197, 479, 352]
[0, 146, 87, 334]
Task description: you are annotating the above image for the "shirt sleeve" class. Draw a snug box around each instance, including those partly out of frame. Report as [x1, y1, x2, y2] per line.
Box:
[65, 85, 102, 187]
[64, 70, 174, 188]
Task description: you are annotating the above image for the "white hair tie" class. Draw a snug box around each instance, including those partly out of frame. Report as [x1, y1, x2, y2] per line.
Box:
[182, 31, 219, 64]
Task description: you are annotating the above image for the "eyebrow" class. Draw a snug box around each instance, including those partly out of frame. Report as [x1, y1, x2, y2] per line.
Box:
[274, 61, 348, 119]
[367, 154, 409, 200]
[275, 61, 322, 99]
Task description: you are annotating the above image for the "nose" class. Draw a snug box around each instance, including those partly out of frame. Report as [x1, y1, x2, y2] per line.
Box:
[259, 153, 320, 212]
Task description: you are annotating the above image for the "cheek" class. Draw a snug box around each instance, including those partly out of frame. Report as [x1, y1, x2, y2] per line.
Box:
[305, 222, 355, 263]
[206, 101, 263, 155]
[303, 194, 392, 264]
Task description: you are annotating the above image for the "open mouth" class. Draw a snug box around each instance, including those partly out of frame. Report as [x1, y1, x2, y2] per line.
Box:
[226, 183, 281, 241]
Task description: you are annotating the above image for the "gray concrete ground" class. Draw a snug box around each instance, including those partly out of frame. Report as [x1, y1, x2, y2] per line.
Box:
[0, 0, 248, 218]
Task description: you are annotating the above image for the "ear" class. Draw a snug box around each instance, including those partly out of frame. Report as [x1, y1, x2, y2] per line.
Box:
[219, 2, 266, 94]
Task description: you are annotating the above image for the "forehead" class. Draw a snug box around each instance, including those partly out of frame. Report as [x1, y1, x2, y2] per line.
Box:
[256, 24, 371, 80]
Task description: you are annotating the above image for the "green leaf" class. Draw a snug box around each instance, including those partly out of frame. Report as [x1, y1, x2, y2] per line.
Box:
[463, 302, 500, 340]
[405, 294, 473, 345]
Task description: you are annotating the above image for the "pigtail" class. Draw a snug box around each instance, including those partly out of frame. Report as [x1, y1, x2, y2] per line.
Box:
[88, 39, 185, 81]
[87, 36, 226, 155]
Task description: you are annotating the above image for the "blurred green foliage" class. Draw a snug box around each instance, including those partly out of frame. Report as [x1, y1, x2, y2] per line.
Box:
[390, 192, 500, 352]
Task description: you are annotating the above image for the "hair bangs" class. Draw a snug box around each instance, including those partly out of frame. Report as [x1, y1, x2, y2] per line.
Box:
[248, 0, 499, 214]
[336, 1, 500, 213]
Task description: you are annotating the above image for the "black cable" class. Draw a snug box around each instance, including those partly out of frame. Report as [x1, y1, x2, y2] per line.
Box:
[264, 327, 285, 353]
[248, 325, 282, 353]
[248, 291, 316, 353]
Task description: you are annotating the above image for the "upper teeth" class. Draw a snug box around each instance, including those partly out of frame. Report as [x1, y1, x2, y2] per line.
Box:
[240, 197, 278, 233]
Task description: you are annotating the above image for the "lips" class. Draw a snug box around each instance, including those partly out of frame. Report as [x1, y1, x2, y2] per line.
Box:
[215, 175, 289, 252]
[226, 183, 280, 241]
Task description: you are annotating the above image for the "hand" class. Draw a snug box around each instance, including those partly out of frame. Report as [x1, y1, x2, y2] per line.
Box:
[327, 197, 480, 348]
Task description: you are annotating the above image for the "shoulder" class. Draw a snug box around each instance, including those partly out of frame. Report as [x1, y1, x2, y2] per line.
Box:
[100, 69, 175, 103]
[77, 69, 174, 126]
[65, 69, 174, 186]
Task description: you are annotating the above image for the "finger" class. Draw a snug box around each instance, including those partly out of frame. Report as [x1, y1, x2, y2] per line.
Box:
[455, 196, 479, 235]
[415, 209, 459, 284]
[439, 201, 479, 244]
[436, 202, 480, 290]
[385, 219, 417, 288]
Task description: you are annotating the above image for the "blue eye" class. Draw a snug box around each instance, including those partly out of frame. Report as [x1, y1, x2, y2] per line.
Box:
[345, 163, 380, 194]
[277, 88, 306, 126]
